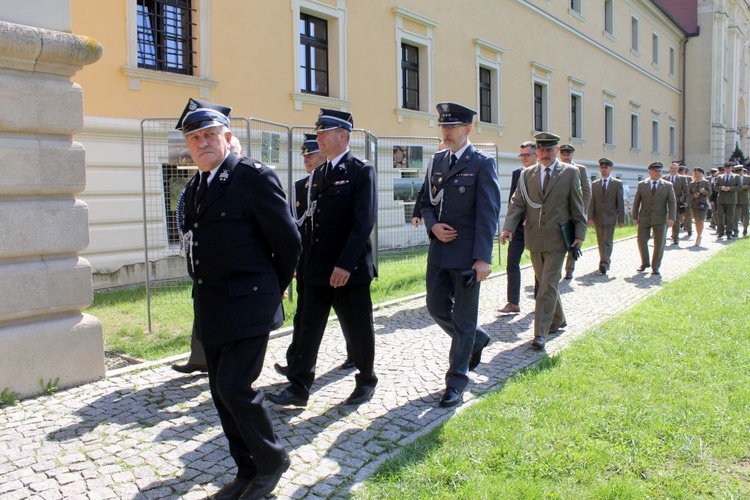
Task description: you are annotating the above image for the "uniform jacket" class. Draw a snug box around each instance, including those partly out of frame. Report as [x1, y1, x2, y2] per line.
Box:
[502, 160, 587, 252]
[301, 151, 377, 286]
[737, 174, 750, 205]
[182, 152, 301, 348]
[662, 173, 689, 206]
[508, 167, 525, 231]
[714, 172, 741, 204]
[292, 174, 313, 273]
[688, 179, 712, 209]
[420, 144, 501, 269]
[588, 177, 624, 226]
[573, 163, 592, 213]
[632, 178, 677, 226]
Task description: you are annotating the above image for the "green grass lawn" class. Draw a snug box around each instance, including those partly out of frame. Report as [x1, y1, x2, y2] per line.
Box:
[356, 238, 750, 499]
[90, 224, 638, 360]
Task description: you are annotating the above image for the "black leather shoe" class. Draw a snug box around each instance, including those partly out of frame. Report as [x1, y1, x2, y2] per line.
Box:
[439, 387, 462, 407]
[171, 363, 208, 374]
[563, 271, 573, 280]
[344, 385, 375, 405]
[266, 388, 308, 407]
[273, 362, 288, 376]
[651, 269, 661, 276]
[338, 358, 355, 370]
[211, 476, 254, 500]
[636, 265, 650, 272]
[239, 453, 291, 500]
[469, 337, 490, 371]
[598, 264, 607, 274]
[531, 336, 546, 349]
[672, 240, 679, 245]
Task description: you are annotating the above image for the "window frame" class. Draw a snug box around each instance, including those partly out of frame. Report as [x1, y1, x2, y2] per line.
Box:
[604, 0, 614, 36]
[474, 38, 505, 134]
[631, 113, 640, 151]
[669, 46, 676, 77]
[299, 12, 330, 96]
[401, 42, 420, 111]
[652, 32, 660, 67]
[631, 15, 640, 54]
[571, 93, 583, 139]
[652, 119, 660, 154]
[136, 0, 195, 76]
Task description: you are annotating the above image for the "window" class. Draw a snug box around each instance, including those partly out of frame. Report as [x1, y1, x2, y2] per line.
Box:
[652, 120, 660, 153]
[299, 13, 329, 96]
[669, 46, 676, 76]
[605, 104, 614, 145]
[570, 0, 582, 14]
[534, 83, 547, 132]
[604, 0, 614, 35]
[401, 43, 420, 111]
[669, 125, 676, 156]
[631, 113, 640, 149]
[137, 0, 194, 75]
[652, 33, 659, 65]
[479, 67, 492, 123]
[631, 16, 639, 53]
[571, 93, 582, 138]
[394, 7, 437, 120]
[474, 39, 504, 130]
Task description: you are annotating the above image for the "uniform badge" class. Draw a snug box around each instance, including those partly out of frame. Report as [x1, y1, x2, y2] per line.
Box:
[188, 101, 197, 111]
[252, 162, 262, 169]
[437, 177, 443, 184]
[458, 186, 466, 193]
[219, 170, 229, 182]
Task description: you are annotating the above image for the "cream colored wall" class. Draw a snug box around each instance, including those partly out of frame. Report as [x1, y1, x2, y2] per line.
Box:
[69, 0, 686, 284]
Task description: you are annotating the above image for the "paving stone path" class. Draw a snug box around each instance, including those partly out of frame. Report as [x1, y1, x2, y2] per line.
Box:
[0, 234, 731, 499]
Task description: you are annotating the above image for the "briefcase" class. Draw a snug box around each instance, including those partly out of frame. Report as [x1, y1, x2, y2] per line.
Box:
[559, 220, 582, 260]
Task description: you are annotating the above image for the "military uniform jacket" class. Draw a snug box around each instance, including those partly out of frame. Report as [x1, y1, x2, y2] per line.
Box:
[419, 145, 501, 269]
[301, 151, 377, 286]
[508, 167, 526, 231]
[182, 153, 301, 348]
[632, 179, 677, 226]
[714, 173, 741, 204]
[688, 179, 712, 209]
[292, 174, 312, 274]
[573, 162, 592, 213]
[588, 177, 624, 226]
[737, 175, 750, 205]
[502, 161, 587, 253]
[662, 173, 689, 206]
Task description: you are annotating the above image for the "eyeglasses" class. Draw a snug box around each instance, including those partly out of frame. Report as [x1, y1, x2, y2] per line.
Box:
[517, 153, 533, 159]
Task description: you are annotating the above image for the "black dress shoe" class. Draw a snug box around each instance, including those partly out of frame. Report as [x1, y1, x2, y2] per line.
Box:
[672, 240, 679, 245]
[563, 271, 573, 280]
[266, 388, 308, 407]
[344, 385, 376, 405]
[171, 363, 208, 374]
[273, 362, 288, 376]
[531, 336, 546, 349]
[211, 476, 254, 500]
[239, 453, 291, 500]
[469, 337, 490, 371]
[651, 269, 660, 276]
[636, 265, 650, 272]
[598, 264, 607, 274]
[439, 387, 462, 407]
[338, 358, 355, 370]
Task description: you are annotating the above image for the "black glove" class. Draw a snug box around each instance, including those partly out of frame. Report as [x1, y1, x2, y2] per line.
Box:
[460, 269, 477, 288]
[568, 244, 582, 261]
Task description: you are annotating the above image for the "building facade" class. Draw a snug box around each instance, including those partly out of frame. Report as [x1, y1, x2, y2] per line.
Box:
[68, 0, 688, 287]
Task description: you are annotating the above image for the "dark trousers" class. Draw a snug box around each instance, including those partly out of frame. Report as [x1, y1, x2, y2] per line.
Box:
[205, 336, 286, 478]
[287, 282, 377, 397]
[426, 264, 489, 392]
[506, 225, 525, 305]
[286, 277, 352, 366]
[186, 325, 207, 367]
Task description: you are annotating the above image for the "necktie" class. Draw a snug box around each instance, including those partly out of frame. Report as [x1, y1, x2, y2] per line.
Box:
[542, 167, 551, 194]
[195, 171, 210, 208]
[602, 179, 607, 192]
[449, 154, 458, 171]
[651, 181, 657, 194]
[323, 161, 333, 180]
[726, 174, 730, 183]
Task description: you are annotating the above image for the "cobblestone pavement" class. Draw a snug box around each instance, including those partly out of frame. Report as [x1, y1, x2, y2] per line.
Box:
[0, 233, 732, 499]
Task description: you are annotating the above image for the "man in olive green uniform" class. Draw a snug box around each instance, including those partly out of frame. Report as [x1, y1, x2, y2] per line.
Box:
[500, 132, 586, 350]
[663, 162, 689, 245]
[733, 164, 749, 237]
[714, 162, 741, 239]
[632, 162, 676, 275]
[558, 144, 591, 280]
[587, 158, 624, 274]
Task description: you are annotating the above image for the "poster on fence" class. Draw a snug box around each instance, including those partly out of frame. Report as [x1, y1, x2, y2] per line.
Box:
[392, 145, 424, 170]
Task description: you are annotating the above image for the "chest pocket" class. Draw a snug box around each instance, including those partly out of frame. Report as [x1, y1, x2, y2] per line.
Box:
[449, 175, 476, 194]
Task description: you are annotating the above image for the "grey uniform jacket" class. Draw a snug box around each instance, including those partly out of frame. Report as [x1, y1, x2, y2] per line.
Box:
[588, 177, 625, 226]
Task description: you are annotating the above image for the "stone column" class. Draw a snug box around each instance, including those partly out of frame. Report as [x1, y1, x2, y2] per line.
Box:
[0, 20, 104, 398]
